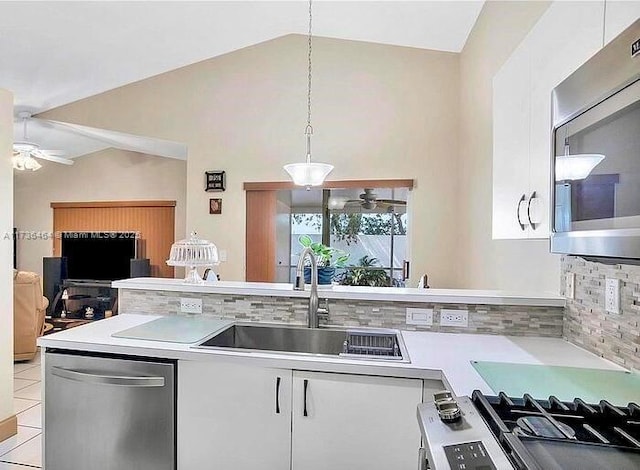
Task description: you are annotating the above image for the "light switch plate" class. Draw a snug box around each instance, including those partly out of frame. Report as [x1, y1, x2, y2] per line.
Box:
[180, 298, 203, 314]
[440, 309, 469, 327]
[566, 273, 575, 300]
[605, 278, 621, 314]
[406, 308, 433, 326]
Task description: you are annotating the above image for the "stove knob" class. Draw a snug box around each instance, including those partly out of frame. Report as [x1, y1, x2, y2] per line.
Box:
[435, 400, 462, 423]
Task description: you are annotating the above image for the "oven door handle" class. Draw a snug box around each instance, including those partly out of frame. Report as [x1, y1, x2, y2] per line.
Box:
[418, 447, 428, 470]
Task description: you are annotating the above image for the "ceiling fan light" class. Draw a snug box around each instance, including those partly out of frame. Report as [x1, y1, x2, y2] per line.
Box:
[328, 196, 348, 210]
[284, 161, 334, 187]
[11, 155, 25, 171]
[24, 156, 42, 171]
[555, 154, 605, 181]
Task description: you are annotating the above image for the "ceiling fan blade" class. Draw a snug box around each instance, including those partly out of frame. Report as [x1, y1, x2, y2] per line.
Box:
[32, 117, 188, 160]
[40, 149, 66, 156]
[33, 150, 74, 165]
[377, 199, 407, 205]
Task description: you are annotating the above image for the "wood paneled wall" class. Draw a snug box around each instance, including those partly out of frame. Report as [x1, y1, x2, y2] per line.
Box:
[246, 191, 277, 282]
[51, 201, 176, 278]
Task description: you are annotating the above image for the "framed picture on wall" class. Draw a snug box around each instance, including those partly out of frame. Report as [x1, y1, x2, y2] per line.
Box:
[209, 198, 222, 215]
[205, 171, 226, 192]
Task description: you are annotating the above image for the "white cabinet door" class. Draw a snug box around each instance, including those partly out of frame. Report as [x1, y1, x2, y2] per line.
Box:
[493, 1, 606, 240]
[492, 40, 531, 240]
[291, 371, 423, 470]
[178, 361, 292, 470]
[527, 1, 605, 238]
[604, 1, 640, 45]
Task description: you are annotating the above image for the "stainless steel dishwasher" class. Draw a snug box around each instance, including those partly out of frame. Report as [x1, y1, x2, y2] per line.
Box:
[44, 350, 176, 470]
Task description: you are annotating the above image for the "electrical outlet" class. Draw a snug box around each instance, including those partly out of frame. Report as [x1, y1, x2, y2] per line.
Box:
[605, 278, 621, 314]
[180, 298, 202, 314]
[566, 273, 575, 299]
[219, 250, 228, 262]
[440, 309, 469, 327]
[406, 308, 433, 326]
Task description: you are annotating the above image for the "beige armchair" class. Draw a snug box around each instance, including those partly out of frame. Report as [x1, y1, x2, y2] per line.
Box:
[14, 270, 49, 362]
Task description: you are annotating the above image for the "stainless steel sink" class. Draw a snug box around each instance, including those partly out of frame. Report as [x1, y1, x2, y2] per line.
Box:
[194, 323, 409, 362]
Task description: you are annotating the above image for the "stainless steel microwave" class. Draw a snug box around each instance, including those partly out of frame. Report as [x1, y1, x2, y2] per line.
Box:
[551, 18, 640, 260]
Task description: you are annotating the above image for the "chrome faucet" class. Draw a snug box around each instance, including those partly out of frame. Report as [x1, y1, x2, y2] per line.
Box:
[294, 247, 329, 328]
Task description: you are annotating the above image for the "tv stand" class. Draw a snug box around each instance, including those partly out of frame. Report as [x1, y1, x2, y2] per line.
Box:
[50, 279, 118, 320]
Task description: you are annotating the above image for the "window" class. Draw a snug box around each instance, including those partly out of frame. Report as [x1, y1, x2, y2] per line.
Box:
[286, 188, 409, 287]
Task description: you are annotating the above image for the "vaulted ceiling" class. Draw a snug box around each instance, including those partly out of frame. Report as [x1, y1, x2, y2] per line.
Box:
[2, 1, 484, 113]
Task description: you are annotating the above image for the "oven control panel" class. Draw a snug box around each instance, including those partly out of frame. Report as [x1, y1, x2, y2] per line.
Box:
[417, 396, 514, 469]
[443, 441, 497, 470]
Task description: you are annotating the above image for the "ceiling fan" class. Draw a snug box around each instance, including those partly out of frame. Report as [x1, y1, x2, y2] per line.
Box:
[331, 188, 407, 210]
[12, 112, 74, 171]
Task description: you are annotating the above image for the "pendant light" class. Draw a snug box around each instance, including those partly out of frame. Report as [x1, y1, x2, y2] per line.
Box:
[283, 0, 334, 187]
[555, 127, 605, 181]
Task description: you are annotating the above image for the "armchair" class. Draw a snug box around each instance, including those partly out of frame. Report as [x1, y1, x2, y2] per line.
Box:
[14, 270, 49, 361]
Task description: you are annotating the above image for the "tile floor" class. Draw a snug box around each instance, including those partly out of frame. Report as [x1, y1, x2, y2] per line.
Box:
[0, 353, 42, 469]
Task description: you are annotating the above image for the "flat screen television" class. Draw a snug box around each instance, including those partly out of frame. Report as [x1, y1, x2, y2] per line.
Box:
[61, 232, 138, 281]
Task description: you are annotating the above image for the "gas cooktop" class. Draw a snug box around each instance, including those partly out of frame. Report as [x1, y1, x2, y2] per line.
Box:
[472, 391, 640, 470]
[418, 391, 640, 470]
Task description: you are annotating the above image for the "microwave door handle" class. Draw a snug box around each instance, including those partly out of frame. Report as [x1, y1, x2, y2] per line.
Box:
[517, 194, 527, 230]
[51, 366, 165, 387]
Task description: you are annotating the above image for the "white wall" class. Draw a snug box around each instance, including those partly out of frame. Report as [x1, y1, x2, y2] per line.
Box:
[0, 89, 15, 426]
[40, 35, 461, 287]
[13, 148, 187, 276]
[458, 1, 561, 292]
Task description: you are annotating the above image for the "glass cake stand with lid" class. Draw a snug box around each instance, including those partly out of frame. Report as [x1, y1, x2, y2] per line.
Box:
[166, 232, 219, 284]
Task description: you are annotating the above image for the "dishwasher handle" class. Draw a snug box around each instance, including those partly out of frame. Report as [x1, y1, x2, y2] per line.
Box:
[51, 366, 166, 387]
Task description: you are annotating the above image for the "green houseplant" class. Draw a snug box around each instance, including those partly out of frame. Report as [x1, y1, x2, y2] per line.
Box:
[338, 255, 391, 287]
[298, 235, 349, 285]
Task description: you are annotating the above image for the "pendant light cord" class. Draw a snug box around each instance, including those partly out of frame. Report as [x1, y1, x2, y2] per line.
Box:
[305, 0, 313, 163]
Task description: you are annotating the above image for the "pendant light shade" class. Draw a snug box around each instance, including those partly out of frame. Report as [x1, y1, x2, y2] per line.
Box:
[284, 161, 334, 186]
[283, 0, 334, 187]
[555, 154, 605, 181]
[555, 134, 605, 181]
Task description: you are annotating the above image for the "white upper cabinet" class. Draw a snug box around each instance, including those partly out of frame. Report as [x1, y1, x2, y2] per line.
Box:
[492, 40, 531, 239]
[604, 1, 640, 45]
[493, 1, 605, 240]
[527, 1, 605, 238]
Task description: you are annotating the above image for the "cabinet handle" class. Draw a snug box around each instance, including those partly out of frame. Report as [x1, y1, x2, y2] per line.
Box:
[527, 191, 538, 230]
[303, 379, 309, 417]
[275, 376, 281, 414]
[516, 194, 526, 231]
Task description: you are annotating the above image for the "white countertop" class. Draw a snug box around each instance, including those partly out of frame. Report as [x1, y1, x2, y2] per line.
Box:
[112, 278, 565, 307]
[38, 314, 622, 396]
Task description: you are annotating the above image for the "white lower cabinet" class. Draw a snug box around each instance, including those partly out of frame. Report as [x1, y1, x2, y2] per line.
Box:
[178, 360, 429, 470]
[291, 371, 424, 470]
[178, 361, 292, 469]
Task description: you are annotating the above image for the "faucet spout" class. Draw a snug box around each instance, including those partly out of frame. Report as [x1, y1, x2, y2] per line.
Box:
[294, 247, 321, 328]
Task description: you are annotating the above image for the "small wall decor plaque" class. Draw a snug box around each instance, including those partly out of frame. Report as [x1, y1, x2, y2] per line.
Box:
[209, 198, 222, 215]
[205, 171, 226, 192]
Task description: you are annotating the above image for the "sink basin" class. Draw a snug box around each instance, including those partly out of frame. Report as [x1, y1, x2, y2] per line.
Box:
[194, 323, 409, 362]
